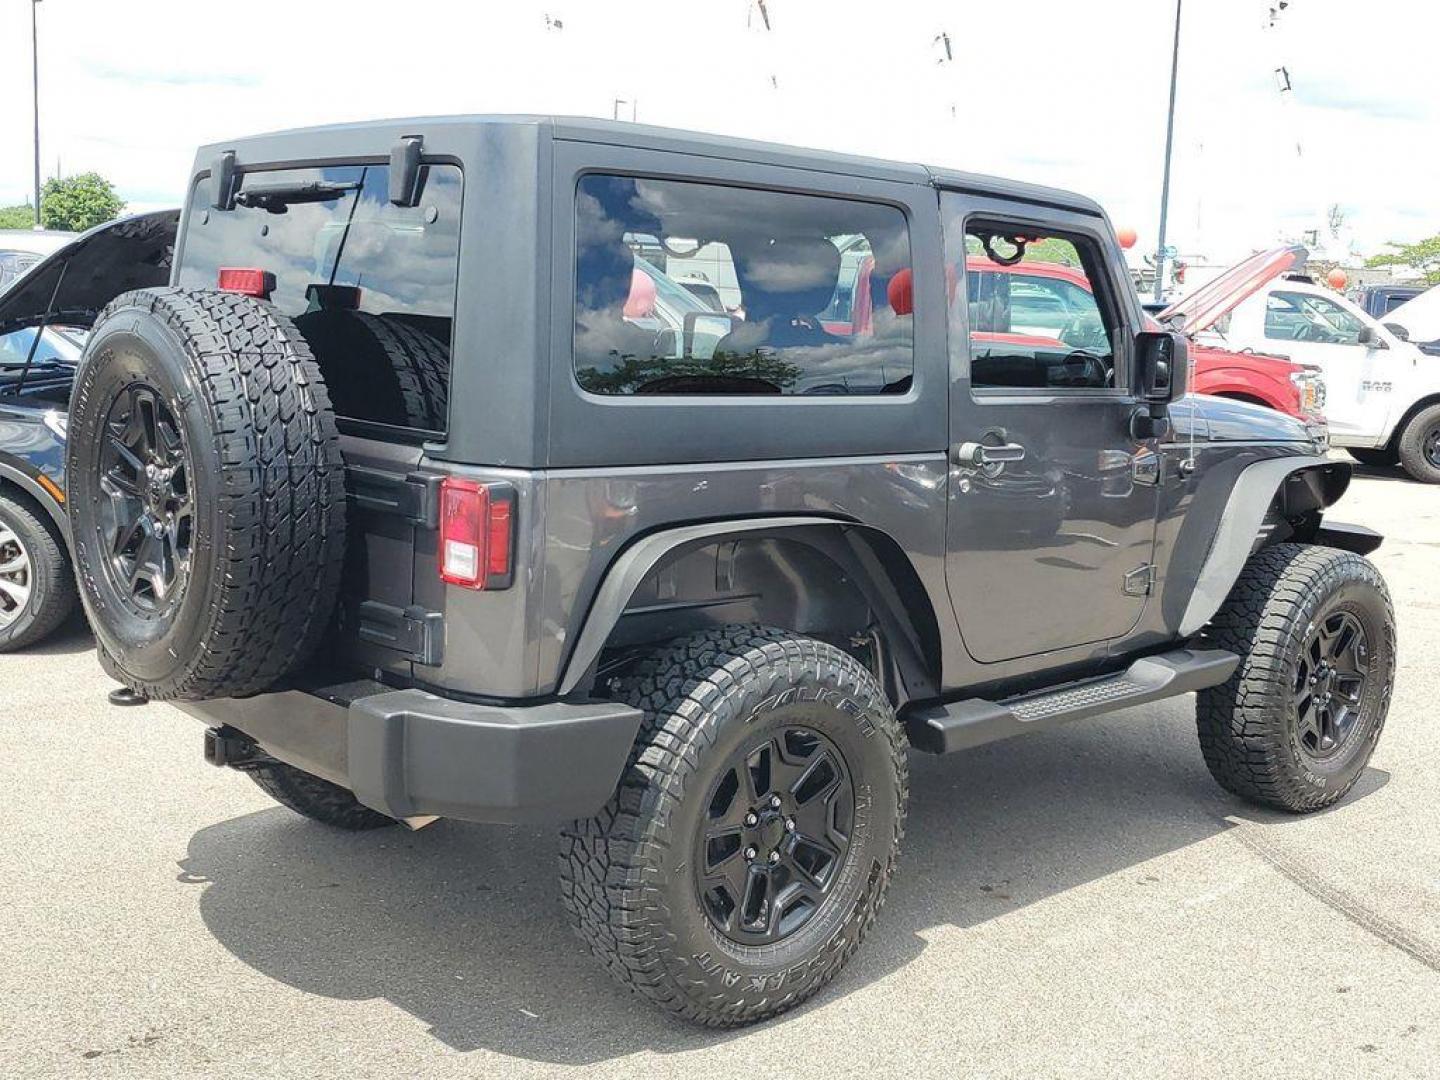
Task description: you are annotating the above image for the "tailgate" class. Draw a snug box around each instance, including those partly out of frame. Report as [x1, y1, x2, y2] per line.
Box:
[335, 433, 443, 679]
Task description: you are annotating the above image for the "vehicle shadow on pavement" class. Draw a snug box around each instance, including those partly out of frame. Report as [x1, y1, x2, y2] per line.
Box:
[178, 708, 1389, 1065]
[20, 616, 94, 657]
[1346, 463, 1414, 485]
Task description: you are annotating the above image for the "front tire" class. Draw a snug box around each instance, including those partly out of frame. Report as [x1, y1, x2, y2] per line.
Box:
[0, 492, 76, 652]
[559, 626, 908, 1026]
[1396, 403, 1440, 483]
[1197, 544, 1395, 812]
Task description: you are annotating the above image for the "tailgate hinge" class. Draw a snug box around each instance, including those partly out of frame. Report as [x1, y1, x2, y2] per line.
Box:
[353, 601, 445, 666]
[345, 467, 442, 528]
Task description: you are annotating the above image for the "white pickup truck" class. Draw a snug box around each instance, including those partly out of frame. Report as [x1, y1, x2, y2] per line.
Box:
[1171, 247, 1440, 483]
[1387, 285, 1440, 356]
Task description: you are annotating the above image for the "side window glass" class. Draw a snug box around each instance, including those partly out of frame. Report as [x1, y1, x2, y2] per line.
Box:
[573, 175, 913, 396]
[1265, 291, 1365, 345]
[941, 203, 1118, 390]
[1264, 293, 1306, 340]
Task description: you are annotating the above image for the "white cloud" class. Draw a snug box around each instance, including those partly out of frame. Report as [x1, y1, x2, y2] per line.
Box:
[0, 0, 1435, 262]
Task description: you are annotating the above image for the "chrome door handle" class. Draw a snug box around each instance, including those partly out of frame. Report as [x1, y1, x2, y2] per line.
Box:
[953, 441, 1026, 467]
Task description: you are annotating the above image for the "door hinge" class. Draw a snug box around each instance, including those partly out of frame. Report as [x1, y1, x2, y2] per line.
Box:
[1124, 564, 1156, 597]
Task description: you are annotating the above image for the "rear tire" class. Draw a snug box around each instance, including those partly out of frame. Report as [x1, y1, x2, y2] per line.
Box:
[559, 625, 908, 1026]
[0, 492, 75, 652]
[65, 288, 346, 701]
[1396, 403, 1440, 483]
[1347, 446, 1399, 468]
[248, 761, 396, 831]
[1196, 544, 1394, 812]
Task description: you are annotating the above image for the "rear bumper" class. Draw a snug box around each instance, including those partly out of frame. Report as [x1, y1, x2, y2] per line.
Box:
[175, 680, 643, 825]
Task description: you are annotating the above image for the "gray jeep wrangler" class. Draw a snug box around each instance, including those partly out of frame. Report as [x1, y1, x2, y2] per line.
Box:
[60, 117, 1394, 1026]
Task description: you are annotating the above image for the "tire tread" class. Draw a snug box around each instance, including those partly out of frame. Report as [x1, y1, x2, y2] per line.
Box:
[1196, 543, 1394, 812]
[248, 761, 395, 831]
[557, 625, 908, 1026]
[1396, 402, 1440, 483]
[72, 287, 346, 700]
[0, 491, 75, 651]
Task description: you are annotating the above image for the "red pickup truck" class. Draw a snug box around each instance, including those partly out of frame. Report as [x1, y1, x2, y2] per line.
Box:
[963, 258, 1326, 422]
[825, 252, 1326, 424]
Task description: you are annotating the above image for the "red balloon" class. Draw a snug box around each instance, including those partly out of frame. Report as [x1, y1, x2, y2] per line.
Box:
[623, 267, 657, 318]
[1326, 268, 1348, 290]
[1116, 227, 1138, 250]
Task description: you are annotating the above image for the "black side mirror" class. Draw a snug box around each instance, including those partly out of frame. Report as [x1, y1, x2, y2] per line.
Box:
[1136, 329, 1188, 405]
[682, 311, 733, 359]
[1384, 322, 1411, 342]
[1357, 324, 1389, 349]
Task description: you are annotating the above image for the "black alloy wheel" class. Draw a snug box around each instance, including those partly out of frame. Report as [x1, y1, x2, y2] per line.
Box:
[1293, 610, 1370, 762]
[1424, 423, 1440, 469]
[1397, 402, 1440, 483]
[695, 725, 855, 945]
[1197, 543, 1395, 812]
[67, 288, 346, 700]
[559, 626, 908, 1026]
[97, 382, 194, 616]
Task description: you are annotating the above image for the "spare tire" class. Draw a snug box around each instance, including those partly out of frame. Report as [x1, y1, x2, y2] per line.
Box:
[66, 287, 346, 701]
[294, 310, 448, 431]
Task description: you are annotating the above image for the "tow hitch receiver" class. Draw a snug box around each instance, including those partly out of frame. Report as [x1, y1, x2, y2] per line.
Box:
[203, 726, 269, 770]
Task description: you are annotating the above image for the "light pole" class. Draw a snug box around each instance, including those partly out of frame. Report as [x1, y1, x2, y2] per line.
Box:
[31, 0, 43, 229]
[1153, 0, 1182, 303]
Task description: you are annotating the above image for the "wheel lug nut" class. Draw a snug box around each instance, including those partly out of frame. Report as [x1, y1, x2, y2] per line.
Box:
[744, 812, 758, 827]
[744, 846, 757, 861]
[785, 818, 795, 832]
[768, 851, 780, 864]
[769, 795, 782, 809]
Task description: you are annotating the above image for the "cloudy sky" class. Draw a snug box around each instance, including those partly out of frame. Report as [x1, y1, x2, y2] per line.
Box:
[0, 0, 1434, 265]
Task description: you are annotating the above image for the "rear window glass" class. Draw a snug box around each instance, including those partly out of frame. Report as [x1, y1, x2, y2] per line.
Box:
[573, 175, 913, 396]
[179, 163, 462, 435]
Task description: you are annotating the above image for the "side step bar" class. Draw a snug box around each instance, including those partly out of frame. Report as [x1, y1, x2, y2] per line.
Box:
[906, 648, 1240, 754]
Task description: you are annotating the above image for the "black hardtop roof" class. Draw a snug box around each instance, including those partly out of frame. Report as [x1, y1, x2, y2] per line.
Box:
[196, 114, 1106, 218]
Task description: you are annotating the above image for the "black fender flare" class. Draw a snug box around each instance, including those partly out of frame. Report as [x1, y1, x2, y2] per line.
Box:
[557, 515, 942, 702]
[1178, 455, 1354, 635]
[0, 461, 69, 543]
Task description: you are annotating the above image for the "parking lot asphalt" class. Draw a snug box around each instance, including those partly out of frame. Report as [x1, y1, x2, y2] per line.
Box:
[3, 462, 1438, 1080]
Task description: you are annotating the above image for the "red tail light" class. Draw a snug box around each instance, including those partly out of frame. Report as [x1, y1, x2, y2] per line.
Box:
[438, 478, 515, 589]
[217, 267, 275, 299]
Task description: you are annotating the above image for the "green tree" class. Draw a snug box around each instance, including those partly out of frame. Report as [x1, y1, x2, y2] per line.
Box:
[39, 173, 125, 232]
[964, 232, 1082, 267]
[577, 348, 803, 395]
[0, 204, 38, 230]
[1018, 236, 1082, 267]
[1365, 236, 1440, 286]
